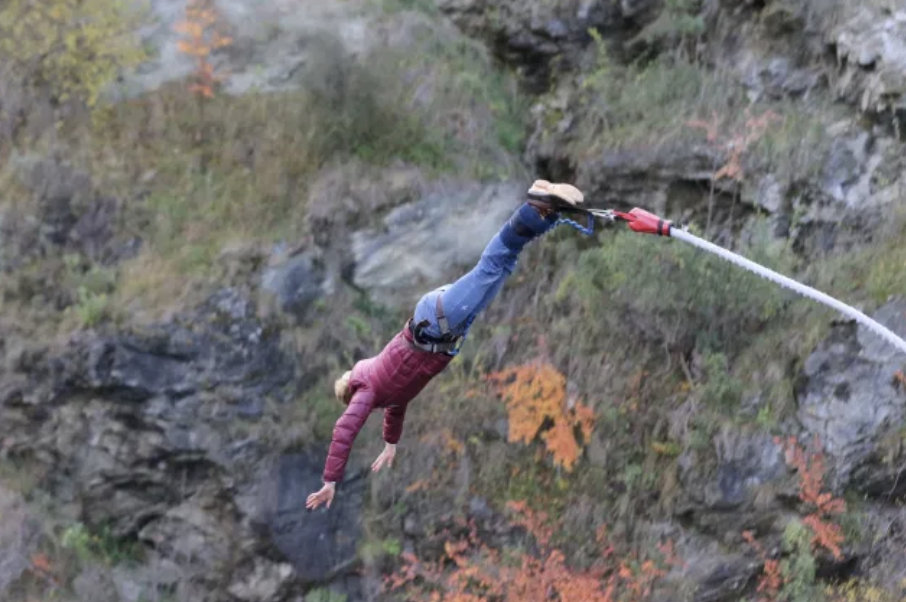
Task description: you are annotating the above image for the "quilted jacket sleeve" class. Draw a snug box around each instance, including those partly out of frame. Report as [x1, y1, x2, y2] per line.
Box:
[382, 402, 408, 445]
[322, 389, 374, 483]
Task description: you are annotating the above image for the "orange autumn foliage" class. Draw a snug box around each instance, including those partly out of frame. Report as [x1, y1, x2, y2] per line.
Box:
[385, 501, 680, 602]
[777, 435, 846, 560]
[743, 435, 847, 602]
[174, 0, 232, 99]
[486, 361, 595, 471]
[742, 530, 783, 602]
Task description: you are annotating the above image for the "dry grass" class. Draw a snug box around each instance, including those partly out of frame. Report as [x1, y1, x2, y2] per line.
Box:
[570, 47, 840, 184]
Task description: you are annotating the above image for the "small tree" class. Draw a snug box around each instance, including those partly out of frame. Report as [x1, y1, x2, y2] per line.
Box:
[686, 108, 781, 235]
[174, 0, 232, 154]
[174, 0, 232, 101]
[777, 435, 846, 560]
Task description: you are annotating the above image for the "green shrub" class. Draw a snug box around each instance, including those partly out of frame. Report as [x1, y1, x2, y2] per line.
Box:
[698, 352, 744, 411]
[305, 587, 347, 602]
[61, 522, 143, 567]
[562, 218, 797, 355]
[69, 286, 112, 328]
[780, 519, 821, 602]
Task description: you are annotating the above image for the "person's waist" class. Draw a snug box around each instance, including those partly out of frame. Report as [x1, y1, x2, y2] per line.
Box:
[405, 319, 461, 354]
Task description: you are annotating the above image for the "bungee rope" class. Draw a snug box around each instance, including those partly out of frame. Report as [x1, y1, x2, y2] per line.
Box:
[560, 205, 906, 358]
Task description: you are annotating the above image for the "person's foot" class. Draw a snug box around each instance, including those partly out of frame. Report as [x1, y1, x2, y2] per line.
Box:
[526, 180, 585, 216]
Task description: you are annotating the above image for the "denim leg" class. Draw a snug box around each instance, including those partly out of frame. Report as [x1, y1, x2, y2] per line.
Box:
[413, 203, 557, 339]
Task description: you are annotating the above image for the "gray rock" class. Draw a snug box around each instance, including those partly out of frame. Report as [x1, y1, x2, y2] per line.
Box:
[753, 174, 785, 214]
[228, 559, 296, 602]
[111, 558, 184, 602]
[676, 426, 786, 531]
[646, 524, 761, 602]
[73, 566, 120, 602]
[434, 0, 627, 90]
[797, 299, 906, 493]
[305, 160, 426, 251]
[829, 7, 906, 113]
[350, 180, 524, 306]
[0, 287, 361, 599]
[572, 143, 724, 219]
[266, 453, 364, 584]
[0, 485, 42, 597]
[737, 52, 822, 100]
[784, 126, 902, 256]
[260, 251, 326, 324]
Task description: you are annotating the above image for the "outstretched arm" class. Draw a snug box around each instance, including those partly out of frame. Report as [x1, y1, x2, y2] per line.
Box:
[372, 403, 408, 473]
[306, 390, 374, 510]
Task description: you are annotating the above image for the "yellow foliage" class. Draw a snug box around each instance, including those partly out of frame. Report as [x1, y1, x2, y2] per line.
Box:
[487, 361, 595, 472]
[0, 0, 149, 107]
[828, 579, 906, 602]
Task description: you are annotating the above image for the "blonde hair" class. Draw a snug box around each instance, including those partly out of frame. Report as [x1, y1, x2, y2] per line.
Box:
[334, 370, 353, 405]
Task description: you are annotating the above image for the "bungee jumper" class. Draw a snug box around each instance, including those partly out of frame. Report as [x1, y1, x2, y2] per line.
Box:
[306, 181, 906, 511]
[305, 180, 587, 510]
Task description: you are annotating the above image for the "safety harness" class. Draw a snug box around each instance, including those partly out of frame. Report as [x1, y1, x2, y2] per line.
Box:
[410, 293, 464, 354]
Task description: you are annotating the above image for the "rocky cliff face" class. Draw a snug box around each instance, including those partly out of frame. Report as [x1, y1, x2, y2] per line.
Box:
[1, 0, 906, 601]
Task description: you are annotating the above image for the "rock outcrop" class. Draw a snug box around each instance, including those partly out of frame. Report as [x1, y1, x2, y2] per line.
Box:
[796, 299, 906, 497]
[0, 286, 367, 601]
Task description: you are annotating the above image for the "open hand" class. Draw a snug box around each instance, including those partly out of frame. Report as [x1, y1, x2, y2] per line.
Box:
[371, 443, 396, 473]
[305, 481, 336, 510]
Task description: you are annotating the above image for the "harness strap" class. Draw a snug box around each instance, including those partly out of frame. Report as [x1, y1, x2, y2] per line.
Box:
[436, 293, 451, 337]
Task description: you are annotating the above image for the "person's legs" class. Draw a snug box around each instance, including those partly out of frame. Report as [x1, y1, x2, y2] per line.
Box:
[413, 202, 559, 340]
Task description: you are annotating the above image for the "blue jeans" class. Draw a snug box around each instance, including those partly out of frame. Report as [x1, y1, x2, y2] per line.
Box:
[412, 202, 559, 341]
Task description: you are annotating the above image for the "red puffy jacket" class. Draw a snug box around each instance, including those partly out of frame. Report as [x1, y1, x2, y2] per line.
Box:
[322, 322, 453, 483]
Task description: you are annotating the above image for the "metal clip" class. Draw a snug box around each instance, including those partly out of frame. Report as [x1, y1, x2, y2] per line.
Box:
[588, 208, 616, 222]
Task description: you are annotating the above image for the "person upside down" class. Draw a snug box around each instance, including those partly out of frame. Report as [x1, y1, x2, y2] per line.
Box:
[305, 180, 585, 510]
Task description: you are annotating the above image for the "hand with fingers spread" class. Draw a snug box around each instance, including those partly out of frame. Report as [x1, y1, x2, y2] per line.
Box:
[371, 443, 396, 473]
[305, 481, 336, 511]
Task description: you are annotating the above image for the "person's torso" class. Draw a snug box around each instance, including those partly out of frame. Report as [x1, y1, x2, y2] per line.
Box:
[352, 325, 453, 407]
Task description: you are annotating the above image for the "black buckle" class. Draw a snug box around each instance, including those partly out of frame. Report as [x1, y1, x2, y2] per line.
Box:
[409, 318, 461, 353]
[411, 319, 430, 344]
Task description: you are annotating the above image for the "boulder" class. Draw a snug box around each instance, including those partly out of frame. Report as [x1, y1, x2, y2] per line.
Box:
[350, 180, 525, 307]
[796, 299, 906, 495]
[829, 6, 906, 113]
[652, 532, 761, 602]
[434, 0, 637, 91]
[260, 249, 327, 325]
[265, 453, 365, 584]
[675, 425, 788, 534]
[0, 485, 42, 597]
